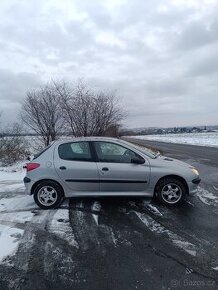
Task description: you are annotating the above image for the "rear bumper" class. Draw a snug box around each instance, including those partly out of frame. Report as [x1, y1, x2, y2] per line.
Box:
[23, 177, 33, 195]
[23, 177, 31, 183]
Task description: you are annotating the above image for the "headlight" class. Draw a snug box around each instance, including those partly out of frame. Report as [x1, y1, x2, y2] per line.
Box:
[191, 168, 199, 176]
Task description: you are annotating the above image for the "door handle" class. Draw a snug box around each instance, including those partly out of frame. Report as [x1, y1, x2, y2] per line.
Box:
[102, 167, 109, 171]
[59, 166, 66, 170]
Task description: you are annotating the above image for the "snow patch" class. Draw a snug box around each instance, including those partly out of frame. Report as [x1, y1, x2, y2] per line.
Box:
[185, 200, 194, 207]
[131, 132, 218, 147]
[144, 203, 163, 216]
[0, 182, 25, 193]
[48, 207, 78, 248]
[196, 187, 218, 205]
[0, 211, 34, 225]
[92, 201, 101, 212]
[0, 225, 24, 263]
[0, 161, 25, 193]
[91, 201, 101, 225]
[135, 211, 197, 256]
[0, 162, 25, 179]
[0, 196, 36, 212]
[110, 228, 118, 246]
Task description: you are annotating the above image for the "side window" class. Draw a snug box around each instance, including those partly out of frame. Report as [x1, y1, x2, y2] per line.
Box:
[58, 142, 92, 161]
[94, 142, 143, 163]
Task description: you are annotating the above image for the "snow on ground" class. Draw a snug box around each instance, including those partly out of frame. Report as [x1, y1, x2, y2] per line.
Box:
[0, 225, 24, 262]
[0, 161, 26, 192]
[0, 182, 24, 193]
[0, 161, 31, 262]
[134, 211, 197, 256]
[0, 194, 36, 263]
[196, 186, 218, 205]
[0, 211, 34, 224]
[0, 194, 76, 263]
[0, 158, 76, 264]
[91, 201, 101, 225]
[132, 132, 218, 147]
[48, 203, 78, 248]
[0, 196, 36, 212]
[144, 203, 163, 216]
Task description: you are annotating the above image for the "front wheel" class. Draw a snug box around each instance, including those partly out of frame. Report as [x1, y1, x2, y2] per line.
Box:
[155, 178, 187, 206]
[33, 181, 64, 209]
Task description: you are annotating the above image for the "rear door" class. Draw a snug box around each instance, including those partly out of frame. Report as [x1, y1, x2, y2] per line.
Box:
[54, 141, 99, 193]
[93, 141, 150, 194]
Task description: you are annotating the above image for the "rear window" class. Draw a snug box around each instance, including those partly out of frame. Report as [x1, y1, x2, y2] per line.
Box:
[58, 142, 92, 161]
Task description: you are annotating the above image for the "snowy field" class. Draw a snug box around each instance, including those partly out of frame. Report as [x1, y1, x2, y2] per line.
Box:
[132, 132, 218, 147]
[0, 162, 26, 193]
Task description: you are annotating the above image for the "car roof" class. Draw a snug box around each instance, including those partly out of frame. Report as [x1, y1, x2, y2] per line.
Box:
[53, 136, 121, 145]
[49, 137, 156, 158]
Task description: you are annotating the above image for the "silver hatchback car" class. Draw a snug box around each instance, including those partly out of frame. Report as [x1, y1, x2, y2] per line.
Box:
[24, 137, 200, 209]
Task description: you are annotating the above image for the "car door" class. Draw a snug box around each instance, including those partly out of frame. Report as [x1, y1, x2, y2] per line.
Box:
[54, 141, 99, 193]
[93, 141, 150, 194]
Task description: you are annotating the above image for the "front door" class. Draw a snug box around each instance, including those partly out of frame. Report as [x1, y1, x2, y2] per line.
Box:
[54, 141, 99, 193]
[93, 141, 150, 194]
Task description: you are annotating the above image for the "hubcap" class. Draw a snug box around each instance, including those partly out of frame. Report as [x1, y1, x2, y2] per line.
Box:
[161, 183, 182, 204]
[37, 186, 58, 206]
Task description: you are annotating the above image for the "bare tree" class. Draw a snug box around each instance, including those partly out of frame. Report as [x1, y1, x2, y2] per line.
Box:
[0, 122, 29, 165]
[61, 81, 124, 137]
[21, 80, 125, 143]
[21, 81, 66, 146]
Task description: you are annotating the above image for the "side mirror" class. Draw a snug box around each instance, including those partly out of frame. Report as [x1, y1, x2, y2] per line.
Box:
[131, 157, 145, 164]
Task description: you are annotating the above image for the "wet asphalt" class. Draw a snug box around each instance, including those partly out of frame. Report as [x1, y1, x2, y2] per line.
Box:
[0, 138, 218, 290]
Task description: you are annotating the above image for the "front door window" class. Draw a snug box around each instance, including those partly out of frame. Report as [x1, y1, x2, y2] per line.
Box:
[94, 141, 143, 163]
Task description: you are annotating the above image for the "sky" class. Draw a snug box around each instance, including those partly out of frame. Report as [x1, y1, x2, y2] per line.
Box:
[0, 0, 218, 129]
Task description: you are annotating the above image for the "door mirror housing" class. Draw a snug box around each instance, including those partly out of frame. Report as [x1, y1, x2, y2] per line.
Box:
[131, 157, 145, 164]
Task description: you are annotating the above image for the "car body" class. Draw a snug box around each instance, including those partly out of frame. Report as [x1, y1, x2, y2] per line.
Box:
[23, 137, 201, 209]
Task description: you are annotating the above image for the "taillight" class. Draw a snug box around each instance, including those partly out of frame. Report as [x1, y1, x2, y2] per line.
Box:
[25, 163, 40, 172]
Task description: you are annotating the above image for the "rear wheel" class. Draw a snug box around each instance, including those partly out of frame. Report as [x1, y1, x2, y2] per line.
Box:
[33, 181, 64, 209]
[155, 177, 187, 206]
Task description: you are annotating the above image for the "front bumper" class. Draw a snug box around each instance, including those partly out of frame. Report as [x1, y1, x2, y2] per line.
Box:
[192, 178, 201, 184]
[188, 177, 201, 195]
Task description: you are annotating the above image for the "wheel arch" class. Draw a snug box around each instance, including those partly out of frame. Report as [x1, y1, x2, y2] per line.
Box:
[154, 174, 189, 196]
[31, 179, 65, 197]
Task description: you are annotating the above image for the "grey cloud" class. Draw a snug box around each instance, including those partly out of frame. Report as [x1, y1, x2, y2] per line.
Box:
[0, 0, 218, 128]
[176, 22, 213, 51]
[0, 70, 41, 124]
[0, 70, 41, 102]
[187, 43, 218, 76]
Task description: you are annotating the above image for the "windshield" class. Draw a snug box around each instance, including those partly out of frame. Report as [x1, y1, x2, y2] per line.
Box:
[119, 139, 158, 158]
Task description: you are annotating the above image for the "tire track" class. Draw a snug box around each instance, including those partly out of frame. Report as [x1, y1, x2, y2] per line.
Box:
[0, 207, 60, 289]
[95, 197, 218, 282]
[69, 198, 116, 252]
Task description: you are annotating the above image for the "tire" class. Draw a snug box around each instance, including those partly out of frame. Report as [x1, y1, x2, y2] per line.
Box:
[155, 177, 187, 206]
[33, 180, 64, 209]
